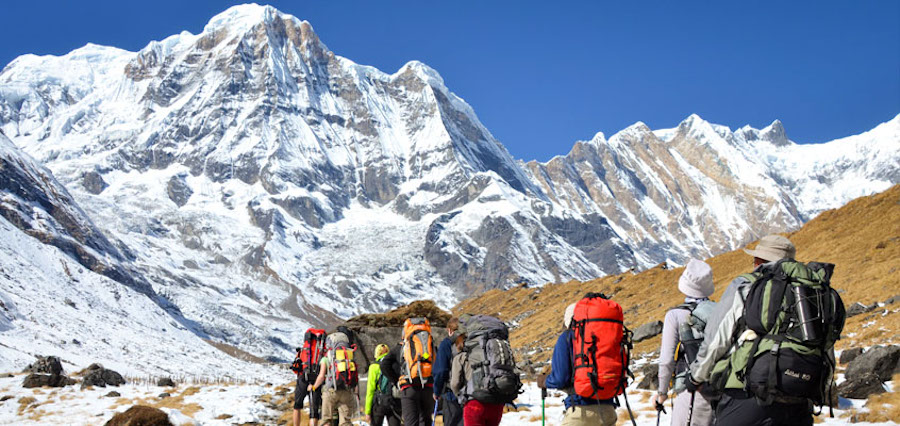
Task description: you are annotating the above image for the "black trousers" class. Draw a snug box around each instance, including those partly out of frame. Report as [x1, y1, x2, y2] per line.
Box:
[714, 392, 812, 426]
[442, 394, 463, 426]
[294, 376, 322, 419]
[371, 398, 401, 426]
[400, 386, 434, 426]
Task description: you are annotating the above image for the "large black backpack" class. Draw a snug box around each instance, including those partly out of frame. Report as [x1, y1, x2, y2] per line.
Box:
[738, 259, 845, 408]
[462, 315, 522, 404]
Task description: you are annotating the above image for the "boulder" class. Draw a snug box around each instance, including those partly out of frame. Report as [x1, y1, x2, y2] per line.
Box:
[156, 377, 176, 387]
[105, 405, 173, 426]
[839, 347, 864, 365]
[838, 373, 886, 399]
[846, 302, 877, 318]
[81, 171, 108, 195]
[632, 321, 664, 343]
[845, 345, 900, 382]
[24, 356, 63, 376]
[885, 295, 900, 306]
[158, 392, 170, 399]
[22, 373, 75, 388]
[81, 364, 126, 389]
[105, 391, 121, 397]
[636, 363, 659, 390]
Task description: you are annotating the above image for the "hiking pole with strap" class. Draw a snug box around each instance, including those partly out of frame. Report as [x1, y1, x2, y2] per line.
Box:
[541, 387, 547, 426]
[655, 399, 667, 426]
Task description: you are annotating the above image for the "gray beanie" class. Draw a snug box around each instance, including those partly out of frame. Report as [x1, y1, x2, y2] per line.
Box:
[678, 259, 714, 298]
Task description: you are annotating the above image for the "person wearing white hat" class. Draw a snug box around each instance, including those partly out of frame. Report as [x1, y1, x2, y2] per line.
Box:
[688, 234, 814, 426]
[652, 259, 716, 426]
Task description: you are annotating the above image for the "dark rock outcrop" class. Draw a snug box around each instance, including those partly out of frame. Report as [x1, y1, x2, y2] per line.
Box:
[838, 373, 886, 399]
[846, 302, 877, 318]
[81, 170, 108, 194]
[845, 345, 900, 383]
[105, 405, 173, 426]
[839, 347, 864, 365]
[23, 373, 75, 388]
[633, 321, 664, 343]
[80, 364, 126, 389]
[156, 377, 176, 387]
[636, 362, 659, 390]
[24, 356, 63, 376]
[166, 174, 193, 207]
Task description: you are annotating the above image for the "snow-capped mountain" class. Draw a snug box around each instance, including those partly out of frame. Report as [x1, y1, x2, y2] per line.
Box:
[0, 4, 897, 365]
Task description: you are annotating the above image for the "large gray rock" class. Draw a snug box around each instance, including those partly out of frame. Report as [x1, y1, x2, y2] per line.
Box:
[81, 170, 108, 194]
[23, 373, 75, 388]
[633, 321, 664, 343]
[845, 345, 900, 383]
[166, 174, 193, 207]
[81, 364, 126, 389]
[839, 347, 864, 365]
[636, 362, 659, 390]
[838, 373, 886, 399]
[24, 356, 63, 376]
[846, 302, 877, 318]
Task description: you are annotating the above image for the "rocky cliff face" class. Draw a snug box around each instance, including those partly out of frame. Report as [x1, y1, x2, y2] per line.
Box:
[0, 4, 897, 362]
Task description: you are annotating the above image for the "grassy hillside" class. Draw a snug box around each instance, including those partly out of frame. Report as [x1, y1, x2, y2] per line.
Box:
[454, 185, 900, 363]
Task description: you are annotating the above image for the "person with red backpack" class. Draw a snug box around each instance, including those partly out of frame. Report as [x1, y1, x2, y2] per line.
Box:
[292, 329, 326, 426]
[309, 331, 359, 426]
[545, 295, 629, 426]
[379, 317, 435, 426]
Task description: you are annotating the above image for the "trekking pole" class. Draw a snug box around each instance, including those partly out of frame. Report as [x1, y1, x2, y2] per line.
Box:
[687, 391, 696, 426]
[431, 399, 439, 426]
[541, 387, 547, 426]
[655, 398, 667, 426]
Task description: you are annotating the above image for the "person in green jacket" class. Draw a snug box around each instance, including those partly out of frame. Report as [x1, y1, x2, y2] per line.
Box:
[366, 344, 401, 426]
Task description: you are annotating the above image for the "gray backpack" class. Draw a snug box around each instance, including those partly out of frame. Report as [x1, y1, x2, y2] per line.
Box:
[672, 300, 716, 392]
[463, 315, 522, 404]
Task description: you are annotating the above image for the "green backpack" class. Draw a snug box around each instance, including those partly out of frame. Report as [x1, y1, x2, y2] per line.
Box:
[732, 259, 845, 408]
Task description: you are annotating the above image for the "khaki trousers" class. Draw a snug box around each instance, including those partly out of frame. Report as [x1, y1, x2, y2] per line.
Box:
[321, 388, 354, 426]
[560, 404, 617, 426]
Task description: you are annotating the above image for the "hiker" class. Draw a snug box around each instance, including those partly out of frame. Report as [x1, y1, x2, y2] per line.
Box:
[450, 315, 521, 426]
[687, 235, 844, 426]
[433, 317, 463, 426]
[652, 259, 715, 426]
[309, 331, 359, 426]
[365, 344, 401, 426]
[292, 329, 326, 426]
[544, 303, 617, 426]
[379, 317, 435, 426]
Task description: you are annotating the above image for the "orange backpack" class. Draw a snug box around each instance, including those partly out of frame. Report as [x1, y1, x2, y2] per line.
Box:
[401, 317, 434, 387]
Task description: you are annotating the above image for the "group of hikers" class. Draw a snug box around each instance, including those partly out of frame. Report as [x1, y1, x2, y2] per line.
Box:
[290, 234, 845, 426]
[290, 315, 521, 426]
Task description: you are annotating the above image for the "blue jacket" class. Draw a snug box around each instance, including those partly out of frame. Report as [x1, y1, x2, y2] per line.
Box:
[433, 337, 458, 402]
[546, 329, 614, 409]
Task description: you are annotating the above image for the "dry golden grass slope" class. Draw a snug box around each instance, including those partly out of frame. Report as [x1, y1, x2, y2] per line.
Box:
[454, 185, 900, 364]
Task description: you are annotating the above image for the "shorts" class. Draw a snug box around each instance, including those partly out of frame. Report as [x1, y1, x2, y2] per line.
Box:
[294, 377, 323, 419]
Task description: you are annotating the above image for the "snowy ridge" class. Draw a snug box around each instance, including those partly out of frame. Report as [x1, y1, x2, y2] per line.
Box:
[0, 3, 897, 369]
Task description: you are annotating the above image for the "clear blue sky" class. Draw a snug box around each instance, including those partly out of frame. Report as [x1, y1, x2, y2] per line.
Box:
[2, 1, 898, 161]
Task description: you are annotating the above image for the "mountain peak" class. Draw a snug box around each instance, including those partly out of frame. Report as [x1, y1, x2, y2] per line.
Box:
[759, 119, 790, 146]
[204, 3, 289, 33]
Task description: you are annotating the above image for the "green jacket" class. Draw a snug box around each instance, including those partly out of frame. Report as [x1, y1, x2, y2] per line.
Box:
[365, 353, 388, 415]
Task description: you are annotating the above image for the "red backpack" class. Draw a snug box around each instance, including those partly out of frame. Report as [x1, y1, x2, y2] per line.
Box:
[571, 293, 633, 400]
[291, 329, 326, 381]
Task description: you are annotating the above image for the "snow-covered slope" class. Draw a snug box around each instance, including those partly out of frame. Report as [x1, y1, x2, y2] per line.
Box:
[0, 4, 897, 367]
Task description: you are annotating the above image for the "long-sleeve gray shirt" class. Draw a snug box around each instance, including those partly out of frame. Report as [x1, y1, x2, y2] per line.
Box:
[657, 307, 690, 394]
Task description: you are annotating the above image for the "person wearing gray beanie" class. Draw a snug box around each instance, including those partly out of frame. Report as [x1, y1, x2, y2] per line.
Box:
[653, 259, 716, 426]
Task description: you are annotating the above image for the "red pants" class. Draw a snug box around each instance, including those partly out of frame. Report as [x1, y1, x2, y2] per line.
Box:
[463, 400, 503, 426]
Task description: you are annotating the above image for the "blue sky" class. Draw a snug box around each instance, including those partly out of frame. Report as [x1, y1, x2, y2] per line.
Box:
[2, 1, 898, 161]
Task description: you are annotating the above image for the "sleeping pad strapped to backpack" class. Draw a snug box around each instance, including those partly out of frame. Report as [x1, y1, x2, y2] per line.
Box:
[462, 315, 522, 404]
[326, 332, 358, 390]
[571, 292, 633, 400]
